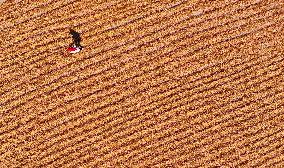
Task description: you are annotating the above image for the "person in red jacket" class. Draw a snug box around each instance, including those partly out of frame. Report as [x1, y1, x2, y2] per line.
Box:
[67, 44, 82, 54]
[67, 29, 83, 54]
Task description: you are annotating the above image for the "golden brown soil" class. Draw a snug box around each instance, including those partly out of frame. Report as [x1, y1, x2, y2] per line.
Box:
[0, 0, 284, 167]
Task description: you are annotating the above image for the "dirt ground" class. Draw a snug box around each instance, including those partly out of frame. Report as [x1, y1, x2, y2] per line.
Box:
[0, 0, 283, 167]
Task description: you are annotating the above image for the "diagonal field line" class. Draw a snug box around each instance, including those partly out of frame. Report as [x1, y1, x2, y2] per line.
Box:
[160, 99, 284, 167]
[0, 0, 264, 89]
[2, 1, 278, 96]
[1, 12, 282, 126]
[9, 41, 283, 142]
[52, 61, 284, 167]
[0, 1, 274, 110]
[265, 154, 284, 168]
[0, 0, 114, 27]
[1, 1, 282, 165]
[125, 111, 283, 165]
[11, 29, 284, 166]
[72, 73, 284, 167]
[0, 0, 88, 30]
[254, 144, 284, 168]
[86, 57, 284, 164]
[21, 38, 282, 167]
[0, 0, 154, 62]
[1, 1, 283, 167]
[132, 114, 284, 167]
[1, 0, 151, 53]
[122, 87, 284, 167]
[1, 0, 266, 75]
[236, 132, 284, 167]
[0, 10, 276, 152]
[0, 0, 186, 63]
[40, 43, 282, 165]
[164, 120, 284, 168]
[0, 7, 278, 139]
[0, 0, 62, 22]
[10, 47, 284, 167]
[0, 0, 193, 85]
[0, 0, 222, 104]
[0, 13, 280, 142]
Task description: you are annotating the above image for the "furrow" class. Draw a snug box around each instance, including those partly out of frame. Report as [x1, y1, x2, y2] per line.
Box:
[131, 92, 284, 167]
[0, 27, 278, 156]
[0, 0, 226, 87]
[0, 0, 94, 30]
[28, 53, 282, 166]
[0, 0, 122, 40]
[0, 12, 276, 146]
[86, 87, 284, 167]
[0, 0, 158, 64]
[0, 5, 278, 115]
[0, 0, 193, 99]
[1, 0, 156, 59]
[0, 0, 63, 23]
[0, 0, 268, 86]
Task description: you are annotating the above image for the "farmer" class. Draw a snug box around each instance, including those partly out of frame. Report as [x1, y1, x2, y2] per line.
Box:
[67, 44, 82, 54]
[67, 29, 83, 54]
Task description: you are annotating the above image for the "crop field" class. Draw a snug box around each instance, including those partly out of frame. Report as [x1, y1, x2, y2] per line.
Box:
[0, 0, 283, 167]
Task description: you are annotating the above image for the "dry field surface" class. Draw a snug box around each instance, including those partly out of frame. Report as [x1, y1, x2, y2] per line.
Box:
[0, 0, 284, 167]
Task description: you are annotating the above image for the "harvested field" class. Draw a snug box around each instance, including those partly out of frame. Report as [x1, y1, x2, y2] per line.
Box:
[0, 0, 284, 167]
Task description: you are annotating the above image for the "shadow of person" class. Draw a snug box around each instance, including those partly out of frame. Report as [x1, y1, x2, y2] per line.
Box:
[69, 29, 83, 48]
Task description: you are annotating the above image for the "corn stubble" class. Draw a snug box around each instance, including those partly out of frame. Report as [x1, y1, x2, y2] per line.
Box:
[0, 0, 283, 167]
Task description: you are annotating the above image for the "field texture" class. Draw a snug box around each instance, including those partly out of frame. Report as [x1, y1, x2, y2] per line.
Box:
[0, 0, 284, 167]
